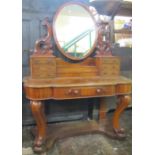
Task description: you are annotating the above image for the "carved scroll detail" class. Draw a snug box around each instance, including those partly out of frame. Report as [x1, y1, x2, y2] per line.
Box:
[96, 20, 112, 56]
[34, 17, 54, 56]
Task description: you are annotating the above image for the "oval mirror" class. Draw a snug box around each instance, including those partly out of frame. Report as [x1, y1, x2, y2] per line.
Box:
[53, 2, 98, 60]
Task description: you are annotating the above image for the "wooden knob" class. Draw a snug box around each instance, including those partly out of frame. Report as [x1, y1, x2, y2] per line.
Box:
[73, 89, 79, 95]
[96, 88, 103, 94]
[68, 89, 80, 96]
[68, 89, 72, 94]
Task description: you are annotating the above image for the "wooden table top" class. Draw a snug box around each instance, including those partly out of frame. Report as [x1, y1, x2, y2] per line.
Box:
[23, 76, 131, 88]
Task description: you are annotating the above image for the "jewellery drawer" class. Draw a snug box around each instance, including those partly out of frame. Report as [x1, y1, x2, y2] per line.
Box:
[53, 85, 115, 99]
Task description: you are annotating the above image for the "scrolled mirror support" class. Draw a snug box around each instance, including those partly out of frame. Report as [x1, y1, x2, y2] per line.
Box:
[96, 20, 112, 56]
[32, 2, 112, 59]
[34, 17, 54, 56]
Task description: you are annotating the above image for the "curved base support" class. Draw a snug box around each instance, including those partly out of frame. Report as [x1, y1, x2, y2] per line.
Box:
[31, 118, 128, 153]
[98, 119, 127, 139]
[30, 95, 131, 153]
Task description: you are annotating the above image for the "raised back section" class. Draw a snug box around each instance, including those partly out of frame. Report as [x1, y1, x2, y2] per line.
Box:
[30, 56, 120, 79]
[56, 58, 99, 77]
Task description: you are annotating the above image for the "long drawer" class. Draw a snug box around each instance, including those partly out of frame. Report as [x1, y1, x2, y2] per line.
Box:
[53, 85, 115, 99]
[24, 83, 131, 100]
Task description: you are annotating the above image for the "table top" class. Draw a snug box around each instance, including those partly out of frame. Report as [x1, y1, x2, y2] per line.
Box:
[23, 76, 131, 88]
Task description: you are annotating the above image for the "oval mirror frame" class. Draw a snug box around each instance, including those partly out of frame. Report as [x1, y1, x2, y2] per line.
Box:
[53, 2, 98, 61]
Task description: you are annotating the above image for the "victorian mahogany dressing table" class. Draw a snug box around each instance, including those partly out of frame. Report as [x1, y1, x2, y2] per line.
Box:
[23, 2, 131, 153]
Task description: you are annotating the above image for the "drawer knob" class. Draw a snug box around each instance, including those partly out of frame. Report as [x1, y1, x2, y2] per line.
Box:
[73, 89, 79, 94]
[96, 88, 104, 94]
[68, 89, 80, 96]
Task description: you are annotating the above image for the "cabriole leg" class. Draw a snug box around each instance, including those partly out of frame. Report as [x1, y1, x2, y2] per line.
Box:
[30, 101, 47, 152]
[112, 95, 131, 137]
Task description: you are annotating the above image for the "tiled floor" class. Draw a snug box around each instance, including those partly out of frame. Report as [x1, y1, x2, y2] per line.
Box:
[22, 109, 132, 155]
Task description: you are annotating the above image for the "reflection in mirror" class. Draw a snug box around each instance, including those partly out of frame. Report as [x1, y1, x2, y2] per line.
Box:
[54, 4, 96, 59]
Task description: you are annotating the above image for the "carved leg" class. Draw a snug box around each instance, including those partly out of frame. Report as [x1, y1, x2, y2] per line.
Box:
[112, 95, 131, 137]
[30, 101, 47, 152]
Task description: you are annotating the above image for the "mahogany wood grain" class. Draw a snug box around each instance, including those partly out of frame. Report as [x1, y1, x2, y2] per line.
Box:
[112, 95, 131, 137]
[24, 53, 132, 154]
[23, 7, 132, 152]
[96, 56, 120, 76]
[24, 75, 131, 88]
[56, 57, 96, 66]
[25, 87, 53, 100]
[29, 57, 122, 79]
[96, 20, 112, 56]
[30, 55, 56, 79]
[116, 84, 131, 94]
[30, 101, 47, 152]
[24, 82, 131, 100]
[99, 98, 107, 120]
[34, 17, 54, 56]
[32, 119, 128, 152]
[53, 85, 115, 99]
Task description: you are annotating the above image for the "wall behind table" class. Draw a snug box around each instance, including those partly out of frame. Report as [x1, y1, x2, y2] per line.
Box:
[112, 47, 132, 78]
[22, 0, 132, 125]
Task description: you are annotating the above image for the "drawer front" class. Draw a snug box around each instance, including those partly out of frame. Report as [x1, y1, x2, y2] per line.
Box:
[96, 57, 120, 76]
[30, 56, 56, 79]
[116, 84, 132, 94]
[24, 87, 53, 100]
[53, 85, 115, 99]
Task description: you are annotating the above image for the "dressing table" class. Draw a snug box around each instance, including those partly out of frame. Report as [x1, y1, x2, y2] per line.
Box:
[23, 2, 131, 153]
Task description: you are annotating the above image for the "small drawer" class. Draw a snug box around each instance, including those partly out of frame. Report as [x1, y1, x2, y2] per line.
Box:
[116, 84, 132, 94]
[93, 86, 115, 96]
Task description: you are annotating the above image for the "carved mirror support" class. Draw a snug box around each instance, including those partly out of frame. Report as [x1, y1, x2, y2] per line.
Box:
[34, 17, 54, 56]
[96, 20, 112, 56]
[32, 2, 112, 59]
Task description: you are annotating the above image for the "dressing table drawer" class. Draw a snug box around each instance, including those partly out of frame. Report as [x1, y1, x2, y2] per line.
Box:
[53, 85, 115, 99]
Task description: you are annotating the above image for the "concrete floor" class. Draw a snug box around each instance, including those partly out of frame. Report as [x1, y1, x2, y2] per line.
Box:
[22, 109, 132, 155]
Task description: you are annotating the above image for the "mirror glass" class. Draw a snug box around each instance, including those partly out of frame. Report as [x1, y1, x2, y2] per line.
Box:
[54, 3, 97, 60]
